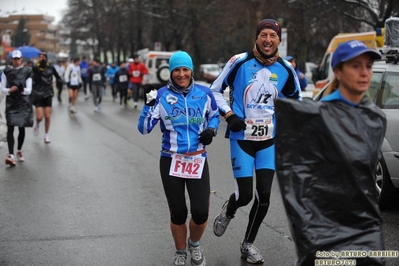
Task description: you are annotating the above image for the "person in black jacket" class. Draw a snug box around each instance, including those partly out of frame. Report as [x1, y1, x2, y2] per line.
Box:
[1, 50, 33, 166]
[31, 51, 63, 143]
[114, 61, 129, 108]
[89, 59, 106, 112]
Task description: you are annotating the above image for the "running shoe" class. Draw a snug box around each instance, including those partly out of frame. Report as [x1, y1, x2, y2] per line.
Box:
[5, 154, 16, 166]
[70, 106, 77, 114]
[33, 124, 39, 136]
[188, 240, 206, 266]
[94, 106, 99, 113]
[44, 135, 51, 144]
[16, 150, 25, 162]
[240, 241, 264, 264]
[172, 252, 187, 266]
[213, 200, 232, 237]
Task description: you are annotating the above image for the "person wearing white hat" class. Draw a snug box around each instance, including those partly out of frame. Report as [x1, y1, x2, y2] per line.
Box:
[1, 50, 33, 166]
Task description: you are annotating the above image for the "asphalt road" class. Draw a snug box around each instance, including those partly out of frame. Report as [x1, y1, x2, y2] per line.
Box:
[0, 87, 398, 266]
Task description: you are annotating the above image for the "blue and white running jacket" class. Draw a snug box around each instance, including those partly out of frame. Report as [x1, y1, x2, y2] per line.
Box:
[210, 51, 302, 140]
[138, 82, 220, 157]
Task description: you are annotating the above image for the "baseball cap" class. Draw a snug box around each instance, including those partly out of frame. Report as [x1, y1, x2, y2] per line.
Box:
[169, 51, 193, 72]
[285, 56, 294, 61]
[331, 40, 382, 69]
[128, 58, 134, 63]
[11, 50, 22, 58]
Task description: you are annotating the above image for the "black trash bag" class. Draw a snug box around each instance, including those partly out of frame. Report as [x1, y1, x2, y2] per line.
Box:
[3, 66, 34, 127]
[275, 98, 387, 266]
[31, 65, 55, 102]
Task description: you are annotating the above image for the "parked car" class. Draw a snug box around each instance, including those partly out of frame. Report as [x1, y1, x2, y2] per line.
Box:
[313, 51, 399, 209]
[199, 64, 222, 83]
[368, 56, 399, 208]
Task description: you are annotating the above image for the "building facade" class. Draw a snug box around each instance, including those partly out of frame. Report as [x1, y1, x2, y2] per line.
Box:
[0, 14, 60, 60]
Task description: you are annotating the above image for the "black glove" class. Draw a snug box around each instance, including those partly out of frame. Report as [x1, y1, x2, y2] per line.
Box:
[67, 82, 71, 88]
[199, 129, 214, 145]
[17, 83, 24, 92]
[226, 114, 246, 132]
[78, 83, 82, 89]
[143, 85, 157, 106]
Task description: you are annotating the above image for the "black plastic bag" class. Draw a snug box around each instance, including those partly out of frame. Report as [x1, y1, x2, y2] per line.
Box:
[275, 98, 386, 266]
[4, 66, 33, 127]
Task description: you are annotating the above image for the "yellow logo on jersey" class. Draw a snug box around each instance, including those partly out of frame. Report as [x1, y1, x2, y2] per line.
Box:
[269, 73, 278, 83]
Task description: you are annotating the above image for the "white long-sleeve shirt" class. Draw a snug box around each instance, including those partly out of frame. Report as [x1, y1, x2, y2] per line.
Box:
[64, 63, 82, 85]
[1, 67, 32, 96]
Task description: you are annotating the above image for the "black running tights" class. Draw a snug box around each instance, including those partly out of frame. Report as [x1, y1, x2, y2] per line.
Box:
[159, 156, 210, 225]
[226, 169, 275, 243]
[7, 126, 25, 155]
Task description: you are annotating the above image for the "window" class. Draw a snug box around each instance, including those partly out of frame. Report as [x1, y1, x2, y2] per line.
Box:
[319, 54, 331, 80]
[382, 73, 399, 108]
[368, 71, 383, 100]
[156, 58, 169, 68]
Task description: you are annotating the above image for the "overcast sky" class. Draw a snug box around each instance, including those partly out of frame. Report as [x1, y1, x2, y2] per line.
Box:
[0, 0, 68, 24]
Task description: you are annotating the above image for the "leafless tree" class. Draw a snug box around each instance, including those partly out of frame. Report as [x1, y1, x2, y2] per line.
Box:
[60, 0, 399, 69]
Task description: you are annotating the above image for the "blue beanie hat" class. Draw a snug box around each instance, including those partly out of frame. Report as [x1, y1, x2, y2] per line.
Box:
[169, 51, 193, 72]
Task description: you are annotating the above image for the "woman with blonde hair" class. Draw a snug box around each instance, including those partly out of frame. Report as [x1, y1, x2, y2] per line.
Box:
[275, 40, 386, 265]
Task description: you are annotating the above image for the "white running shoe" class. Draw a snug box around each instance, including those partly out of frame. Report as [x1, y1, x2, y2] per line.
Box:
[44, 135, 51, 144]
[70, 106, 77, 113]
[213, 200, 232, 237]
[33, 124, 39, 136]
[5, 154, 16, 166]
[16, 150, 25, 162]
[172, 252, 187, 266]
[240, 241, 264, 264]
[188, 240, 206, 266]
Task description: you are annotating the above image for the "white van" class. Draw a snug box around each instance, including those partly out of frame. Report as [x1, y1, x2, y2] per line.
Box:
[137, 48, 175, 88]
[313, 31, 384, 91]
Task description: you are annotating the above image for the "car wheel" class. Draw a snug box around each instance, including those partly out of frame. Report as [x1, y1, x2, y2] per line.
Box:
[157, 66, 170, 83]
[375, 154, 395, 209]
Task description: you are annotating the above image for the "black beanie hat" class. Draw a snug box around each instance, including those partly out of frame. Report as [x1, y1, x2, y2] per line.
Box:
[256, 19, 281, 40]
[39, 51, 47, 59]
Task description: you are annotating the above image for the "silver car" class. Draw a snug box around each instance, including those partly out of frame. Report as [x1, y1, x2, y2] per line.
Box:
[369, 60, 399, 208]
